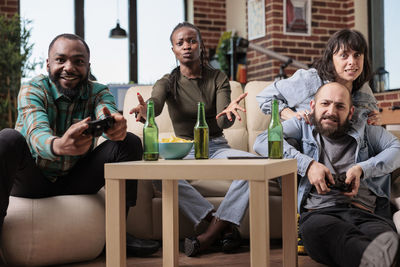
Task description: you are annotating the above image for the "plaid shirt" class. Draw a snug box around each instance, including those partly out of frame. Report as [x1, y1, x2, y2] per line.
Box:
[15, 75, 118, 182]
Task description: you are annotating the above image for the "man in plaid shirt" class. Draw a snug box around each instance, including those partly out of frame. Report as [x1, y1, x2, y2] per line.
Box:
[0, 33, 159, 257]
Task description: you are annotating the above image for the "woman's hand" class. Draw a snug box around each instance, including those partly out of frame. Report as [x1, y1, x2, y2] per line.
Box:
[280, 108, 311, 124]
[216, 92, 248, 122]
[295, 110, 312, 124]
[367, 110, 381, 125]
[129, 92, 147, 123]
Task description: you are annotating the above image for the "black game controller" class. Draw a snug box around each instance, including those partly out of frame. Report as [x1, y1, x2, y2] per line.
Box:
[83, 116, 115, 137]
[326, 173, 352, 192]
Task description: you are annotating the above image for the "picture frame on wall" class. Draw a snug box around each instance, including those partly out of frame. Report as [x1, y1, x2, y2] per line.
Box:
[283, 0, 312, 36]
[247, 0, 266, 41]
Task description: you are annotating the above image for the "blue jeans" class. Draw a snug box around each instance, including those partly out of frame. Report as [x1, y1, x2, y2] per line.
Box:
[154, 136, 255, 227]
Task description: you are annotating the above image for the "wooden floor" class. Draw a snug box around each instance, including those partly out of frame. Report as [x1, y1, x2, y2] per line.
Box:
[57, 243, 326, 267]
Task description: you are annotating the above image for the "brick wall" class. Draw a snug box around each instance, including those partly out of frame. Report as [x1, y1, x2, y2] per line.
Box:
[0, 0, 19, 17]
[375, 91, 400, 110]
[193, 0, 227, 53]
[246, 0, 356, 81]
[191, 0, 356, 81]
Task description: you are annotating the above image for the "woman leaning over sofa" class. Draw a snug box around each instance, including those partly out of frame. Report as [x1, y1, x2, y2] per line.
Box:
[255, 29, 379, 127]
[130, 22, 256, 257]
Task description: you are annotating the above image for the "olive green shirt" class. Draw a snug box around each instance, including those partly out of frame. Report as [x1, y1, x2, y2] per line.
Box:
[151, 66, 234, 140]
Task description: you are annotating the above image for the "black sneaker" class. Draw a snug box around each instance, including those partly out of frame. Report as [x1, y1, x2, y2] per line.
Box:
[126, 233, 160, 257]
[221, 226, 242, 253]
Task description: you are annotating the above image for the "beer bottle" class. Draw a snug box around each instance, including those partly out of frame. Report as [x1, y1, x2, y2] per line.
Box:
[268, 99, 283, 159]
[194, 102, 209, 159]
[143, 100, 159, 161]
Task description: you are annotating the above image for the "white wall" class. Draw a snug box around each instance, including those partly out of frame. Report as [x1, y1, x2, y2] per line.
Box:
[354, 0, 369, 41]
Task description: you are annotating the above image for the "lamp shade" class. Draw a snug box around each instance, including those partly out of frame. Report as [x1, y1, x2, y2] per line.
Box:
[109, 22, 127, 39]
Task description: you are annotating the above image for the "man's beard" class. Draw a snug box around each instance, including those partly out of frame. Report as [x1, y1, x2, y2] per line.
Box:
[310, 112, 351, 138]
[49, 70, 88, 99]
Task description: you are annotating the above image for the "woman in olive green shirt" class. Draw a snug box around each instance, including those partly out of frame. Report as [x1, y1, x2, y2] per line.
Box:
[131, 22, 255, 257]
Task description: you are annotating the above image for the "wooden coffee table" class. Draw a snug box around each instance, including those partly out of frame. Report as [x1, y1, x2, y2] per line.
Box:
[104, 158, 297, 267]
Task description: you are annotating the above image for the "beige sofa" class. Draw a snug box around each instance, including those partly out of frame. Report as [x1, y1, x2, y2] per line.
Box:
[124, 80, 283, 240]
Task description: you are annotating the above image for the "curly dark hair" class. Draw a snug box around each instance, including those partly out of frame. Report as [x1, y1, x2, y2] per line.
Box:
[312, 29, 372, 92]
[168, 22, 209, 99]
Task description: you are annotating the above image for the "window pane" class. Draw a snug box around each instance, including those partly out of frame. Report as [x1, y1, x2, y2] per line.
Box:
[137, 0, 184, 84]
[20, 0, 74, 80]
[85, 0, 129, 84]
[384, 1, 400, 90]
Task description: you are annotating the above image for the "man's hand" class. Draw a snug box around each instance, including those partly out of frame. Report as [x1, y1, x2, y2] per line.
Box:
[129, 92, 147, 123]
[52, 117, 93, 156]
[216, 92, 248, 122]
[103, 107, 127, 141]
[306, 160, 334, 194]
[343, 165, 363, 197]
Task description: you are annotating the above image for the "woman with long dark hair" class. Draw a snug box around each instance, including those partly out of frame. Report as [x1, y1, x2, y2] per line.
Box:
[256, 29, 379, 126]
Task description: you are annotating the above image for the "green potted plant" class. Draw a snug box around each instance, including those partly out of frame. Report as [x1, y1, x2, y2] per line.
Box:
[0, 14, 41, 130]
[216, 31, 232, 76]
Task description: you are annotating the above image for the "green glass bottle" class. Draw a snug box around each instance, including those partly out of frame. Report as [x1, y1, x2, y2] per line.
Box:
[268, 99, 283, 159]
[194, 102, 209, 159]
[143, 100, 159, 161]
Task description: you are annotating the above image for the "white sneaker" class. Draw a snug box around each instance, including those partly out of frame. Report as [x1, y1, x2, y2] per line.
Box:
[359, 231, 399, 267]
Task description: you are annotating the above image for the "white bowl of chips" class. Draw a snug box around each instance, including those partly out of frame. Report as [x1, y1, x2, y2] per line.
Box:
[159, 136, 193, 159]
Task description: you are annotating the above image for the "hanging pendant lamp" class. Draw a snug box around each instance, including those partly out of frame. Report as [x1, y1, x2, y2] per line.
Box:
[110, 20, 127, 38]
[109, 0, 127, 39]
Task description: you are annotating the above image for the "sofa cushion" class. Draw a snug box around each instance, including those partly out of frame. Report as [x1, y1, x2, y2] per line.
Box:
[244, 81, 272, 154]
[0, 193, 105, 266]
[221, 81, 248, 152]
[123, 85, 175, 140]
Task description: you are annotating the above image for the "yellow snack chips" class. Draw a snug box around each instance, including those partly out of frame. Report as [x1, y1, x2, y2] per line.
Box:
[160, 136, 193, 143]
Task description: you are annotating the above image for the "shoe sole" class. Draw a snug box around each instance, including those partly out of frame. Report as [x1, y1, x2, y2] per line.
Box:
[360, 231, 399, 267]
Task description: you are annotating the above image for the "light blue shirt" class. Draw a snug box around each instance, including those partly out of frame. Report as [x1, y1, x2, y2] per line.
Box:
[256, 68, 378, 120]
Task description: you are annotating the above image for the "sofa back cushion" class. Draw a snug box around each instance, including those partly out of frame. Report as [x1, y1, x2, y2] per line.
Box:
[244, 81, 272, 154]
[123, 85, 175, 140]
[220, 81, 248, 151]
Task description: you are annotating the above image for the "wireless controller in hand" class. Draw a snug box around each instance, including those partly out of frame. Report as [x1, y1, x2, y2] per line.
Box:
[83, 116, 115, 137]
[326, 173, 352, 192]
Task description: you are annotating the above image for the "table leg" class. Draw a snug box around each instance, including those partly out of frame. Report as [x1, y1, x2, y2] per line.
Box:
[249, 180, 269, 267]
[106, 179, 126, 267]
[162, 179, 179, 267]
[281, 172, 298, 267]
